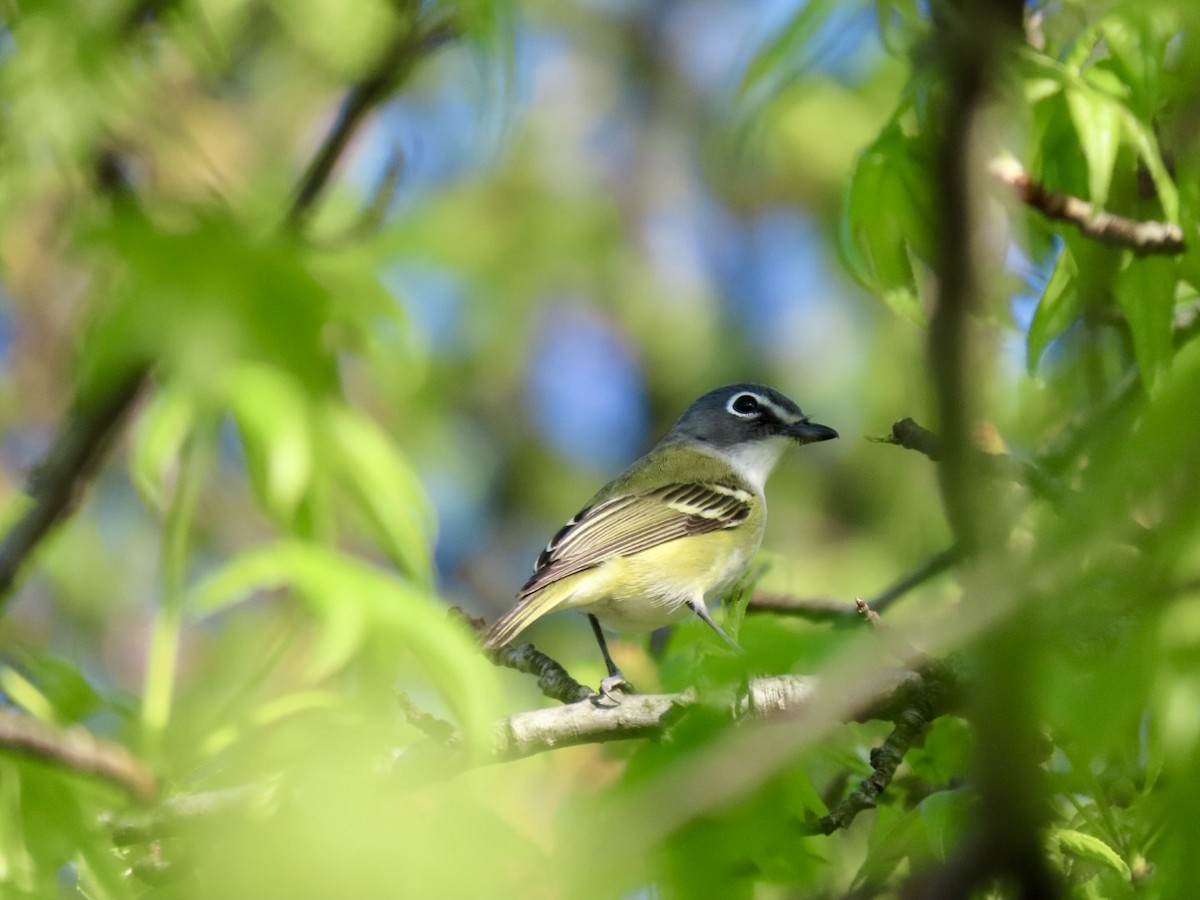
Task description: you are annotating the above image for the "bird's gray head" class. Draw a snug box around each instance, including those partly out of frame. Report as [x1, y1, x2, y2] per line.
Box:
[664, 383, 838, 489]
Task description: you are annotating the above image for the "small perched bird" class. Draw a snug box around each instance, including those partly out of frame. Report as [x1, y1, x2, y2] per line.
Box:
[483, 383, 837, 697]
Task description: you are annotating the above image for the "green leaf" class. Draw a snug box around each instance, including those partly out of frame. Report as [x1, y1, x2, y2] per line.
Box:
[0, 669, 57, 724]
[1118, 108, 1179, 223]
[738, 0, 841, 111]
[190, 543, 498, 746]
[1114, 255, 1177, 391]
[918, 789, 974, 861]
[323, 405, 435, 587]
[130, 385, 200, 511]
[8, 657, 102, 725]
[1065, 87, 1119, 208]
[1028, 248, 1081, 372]
[839, 126, 929, 327]
[221, 364, 315, 525]
[1052, 829, 1131, 880]
[853, 805, 927, 889]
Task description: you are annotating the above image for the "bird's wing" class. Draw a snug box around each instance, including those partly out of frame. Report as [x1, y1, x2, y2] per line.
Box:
[516, 482, 754, 599]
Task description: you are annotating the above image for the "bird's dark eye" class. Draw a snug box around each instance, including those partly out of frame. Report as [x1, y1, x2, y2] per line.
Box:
[730, 393, 760, 415]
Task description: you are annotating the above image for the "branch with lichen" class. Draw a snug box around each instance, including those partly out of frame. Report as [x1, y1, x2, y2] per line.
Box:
[454, 608, 597, 704]
[807, 708, 932, 835]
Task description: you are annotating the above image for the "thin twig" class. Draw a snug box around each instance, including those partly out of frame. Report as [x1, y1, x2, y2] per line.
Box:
[453, 609, 596, 705]
[992, 157, 1186, 256]
[396, 690, 457, 744]
[806, 708, 931, 835]
[885, 418, 1064, 500]
[856, 597, 933, 669]
[286, 12, 458, 230]
[0, 368, 149, 604]
[746, 544, 963, 620]
[0, 709, 156, 802]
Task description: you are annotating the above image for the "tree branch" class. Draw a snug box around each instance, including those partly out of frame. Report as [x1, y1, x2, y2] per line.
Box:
[747, 544, 963, 620]
[884, 418, 1064, 500]
[0, 368, 149, 604]
[387, 671, 939, 784]
[0, 709, 155, 802]
[286, 11, 459, 230]
[453, 608, 597, 704]
[807, 707, 931, 835]
[992, 157, 1186, 256]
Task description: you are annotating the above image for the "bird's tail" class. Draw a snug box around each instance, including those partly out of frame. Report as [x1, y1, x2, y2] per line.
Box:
[481, 585, 572, 649]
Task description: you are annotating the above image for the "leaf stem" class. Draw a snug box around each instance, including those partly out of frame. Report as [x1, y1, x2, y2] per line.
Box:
[141, 433, 207, 750]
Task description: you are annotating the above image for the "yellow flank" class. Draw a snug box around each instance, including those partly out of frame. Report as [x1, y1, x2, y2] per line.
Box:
[536, 525, 759, 632]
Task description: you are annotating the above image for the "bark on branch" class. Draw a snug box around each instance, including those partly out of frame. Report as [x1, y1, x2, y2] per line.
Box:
[992, 157, 1185, 256]
[0, 709, 155, 802]
[0, 369, 148, 604]
[393, 670, 941, 784]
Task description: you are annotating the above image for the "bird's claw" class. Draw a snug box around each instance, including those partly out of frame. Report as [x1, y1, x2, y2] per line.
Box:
[596, 673, 636, 705]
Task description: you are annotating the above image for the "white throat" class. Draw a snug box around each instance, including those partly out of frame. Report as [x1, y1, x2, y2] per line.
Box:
[704, 437, 790, 494]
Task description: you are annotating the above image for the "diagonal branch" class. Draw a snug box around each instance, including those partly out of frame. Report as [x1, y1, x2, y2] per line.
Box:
[453, 609, 596, 704]
[0, 709, 155, 802]
[0, 368, 149, 604]
[806, 707, 931, 835]
[992, 157, 1185, 256]
[747, 543, 963, 620]
[286, 11, 459, 230]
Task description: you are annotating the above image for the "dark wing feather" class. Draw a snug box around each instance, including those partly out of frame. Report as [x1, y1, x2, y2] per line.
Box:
[517, 482, 753, 599]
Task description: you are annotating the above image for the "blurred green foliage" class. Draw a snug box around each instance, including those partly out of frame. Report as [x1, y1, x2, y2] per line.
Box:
[0, 0, 1196, 897]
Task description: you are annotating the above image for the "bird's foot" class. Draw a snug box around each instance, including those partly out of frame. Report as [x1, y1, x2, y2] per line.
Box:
[596, 672, 636, 705]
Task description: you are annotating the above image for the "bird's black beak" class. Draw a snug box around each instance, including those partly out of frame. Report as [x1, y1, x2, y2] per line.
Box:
[786, 419, 839, 444]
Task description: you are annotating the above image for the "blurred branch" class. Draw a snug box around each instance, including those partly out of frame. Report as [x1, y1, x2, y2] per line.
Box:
[806, 708, 931, 835]
[911, 0, 1061, 895]
[453, 609, 596, 704]
[396, 690, 457, 744]
[884, 418, 1064, 500]
[108, 784, 265, 846]
[0, 709, 156, 802]
[747, 544, 963, 621]
[0, 368, 149, 604]
[286, 11, 459, 230]
[991, 157, 1186, 256]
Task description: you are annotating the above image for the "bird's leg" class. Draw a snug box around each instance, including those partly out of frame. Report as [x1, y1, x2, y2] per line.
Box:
[687, 599, 745, 654]
[588, 614, 635, 700]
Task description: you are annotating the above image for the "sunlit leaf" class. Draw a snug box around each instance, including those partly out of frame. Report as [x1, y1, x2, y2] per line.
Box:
[1027, 246, 1080, 372]
[1052, 829, 1131, 880]
[0, 669, 57, 724]
[220, 364, 316, 525]
[190, 542, 497, 745]
[918, 788, 974, 861]
[131, 385, 200, 512]
[1114, 255, 1176, 391]
[739, 0, 841, 111]
[1065, 87, 1119, 208]
[323, 405, 435, 586]
[839, 125, 930, 327]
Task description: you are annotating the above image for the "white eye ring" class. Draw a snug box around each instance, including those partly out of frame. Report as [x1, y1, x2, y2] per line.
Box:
[727, 393, 762, 417]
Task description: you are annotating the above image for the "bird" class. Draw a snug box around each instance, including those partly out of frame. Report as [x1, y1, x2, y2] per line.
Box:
[482, 383, 837, 698]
